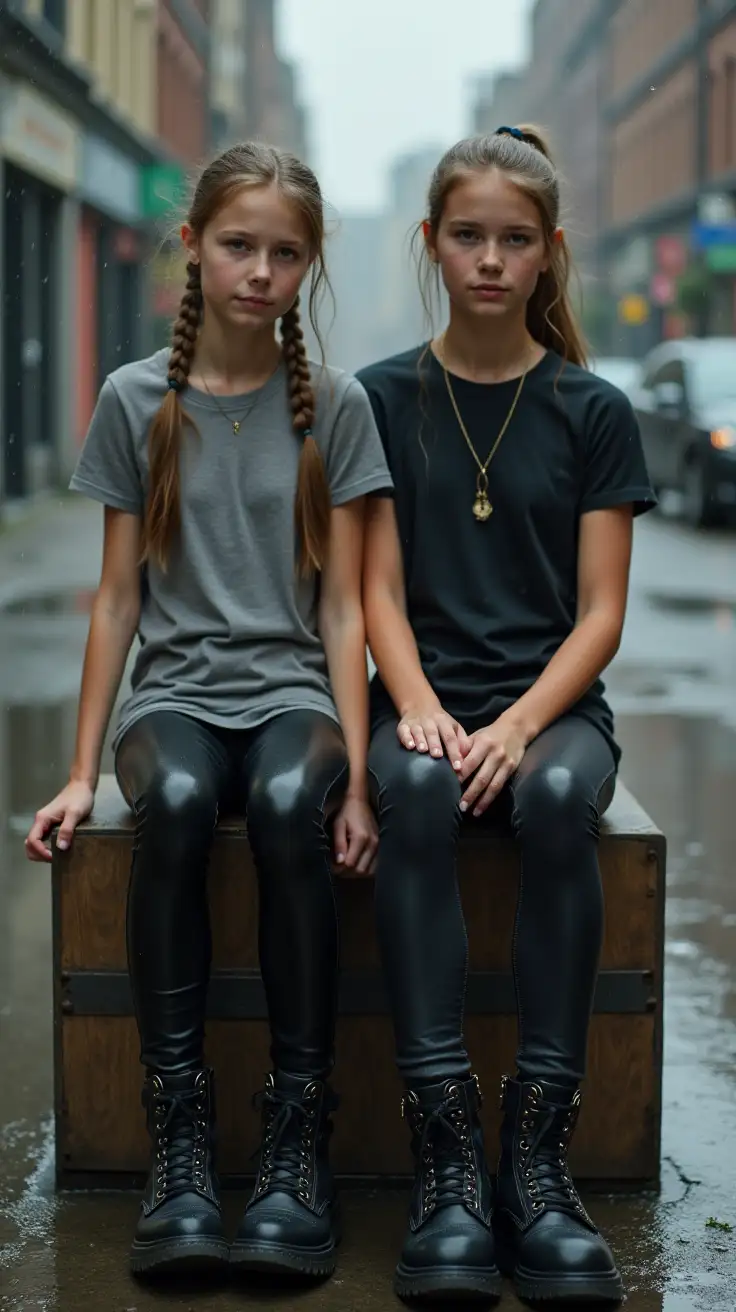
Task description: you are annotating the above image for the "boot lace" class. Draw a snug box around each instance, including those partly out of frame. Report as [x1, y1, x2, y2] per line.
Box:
[406, 1083, 478, 1214]
[252, 1080, 319, 1205]
[152, 1078, 209, 1204]
[517, 1085, 590, 1222]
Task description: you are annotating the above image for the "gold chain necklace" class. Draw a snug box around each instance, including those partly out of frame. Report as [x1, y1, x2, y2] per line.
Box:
[200, 377, 261, 434]
[439, 341, 529, 521]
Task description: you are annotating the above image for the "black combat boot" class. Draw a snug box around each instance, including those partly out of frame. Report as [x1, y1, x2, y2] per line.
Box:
[230, 1071, 340, 1277]
[130, 1068, 229, 1276]
[493, 1075, 623, 1303]
[394, 1075, 502, 1302]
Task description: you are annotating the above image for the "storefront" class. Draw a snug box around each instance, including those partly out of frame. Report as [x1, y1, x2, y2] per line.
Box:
[75, 133, 146, 443]
[0, 77, 79, 501]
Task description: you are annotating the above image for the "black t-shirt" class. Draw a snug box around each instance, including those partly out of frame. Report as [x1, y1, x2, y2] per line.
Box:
[357, 345, 656, 764]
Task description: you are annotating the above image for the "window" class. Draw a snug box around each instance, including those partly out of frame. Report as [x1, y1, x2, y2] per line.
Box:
[725, 56, 736, 169]
[43, 0, 66, 36]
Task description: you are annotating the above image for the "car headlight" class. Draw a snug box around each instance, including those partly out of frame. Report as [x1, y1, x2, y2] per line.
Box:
[710, 427, 736, 450]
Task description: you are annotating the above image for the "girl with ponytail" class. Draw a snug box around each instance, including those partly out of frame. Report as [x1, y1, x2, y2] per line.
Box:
[25, 143, 392, 1281]
[359, 127, 655, 1303]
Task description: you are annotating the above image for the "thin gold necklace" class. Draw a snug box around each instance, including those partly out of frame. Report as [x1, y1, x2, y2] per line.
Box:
[200, 377, 260, 434]
[438, 338, 529, 521]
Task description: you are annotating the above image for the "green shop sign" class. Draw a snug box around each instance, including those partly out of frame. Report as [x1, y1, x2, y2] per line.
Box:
[140, 162, 187, 220]
[705, 245, 736, 273]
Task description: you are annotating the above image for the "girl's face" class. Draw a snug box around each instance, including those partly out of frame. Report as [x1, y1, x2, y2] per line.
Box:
[183, 183, 313, 331]
[428, 169, 550, 323]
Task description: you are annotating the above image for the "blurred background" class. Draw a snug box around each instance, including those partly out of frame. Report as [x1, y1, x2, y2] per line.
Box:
[1, 4, 736, 1310]
[2, 0, 736, 510]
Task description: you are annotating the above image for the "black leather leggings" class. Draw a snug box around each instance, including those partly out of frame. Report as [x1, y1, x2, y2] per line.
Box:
[368, 714, 616, 1088]
[115, 709, 348, 1080]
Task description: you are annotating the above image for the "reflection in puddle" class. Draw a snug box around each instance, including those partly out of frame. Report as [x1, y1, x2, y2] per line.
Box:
[647, 592, 736, 622]
[1, 589, 96, 617]
[0, 604, 735, 1306]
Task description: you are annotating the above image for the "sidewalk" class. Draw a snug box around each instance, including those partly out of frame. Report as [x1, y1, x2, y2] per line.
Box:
[0, 495, 103, 610]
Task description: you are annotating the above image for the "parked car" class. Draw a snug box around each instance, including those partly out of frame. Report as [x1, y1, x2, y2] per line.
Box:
[633, 337, 736, 527]
[590, 356, 642, 397]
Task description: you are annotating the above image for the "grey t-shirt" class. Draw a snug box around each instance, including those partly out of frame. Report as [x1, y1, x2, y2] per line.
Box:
[70, 348, 393, 751]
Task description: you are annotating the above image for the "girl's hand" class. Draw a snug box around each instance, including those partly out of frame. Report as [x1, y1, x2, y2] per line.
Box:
[458, 716, 527, 816]
[397, 705, 470, 771]
[333, 796, 378, 877]
[25, 781, 95, 862]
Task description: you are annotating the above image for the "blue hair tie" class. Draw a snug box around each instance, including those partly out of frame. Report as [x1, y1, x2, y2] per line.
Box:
[496, 125, 524, 141]
[167, 378, 182, 392]
[302, 427, 313, 438]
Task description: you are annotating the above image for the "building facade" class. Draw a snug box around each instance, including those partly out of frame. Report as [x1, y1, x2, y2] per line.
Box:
[244, 0, 308, 159]
[472, 0, 736, 352]
[607, 0, 736, 349]
[472, 0, 608, 332]
[0, 0, 162, 505]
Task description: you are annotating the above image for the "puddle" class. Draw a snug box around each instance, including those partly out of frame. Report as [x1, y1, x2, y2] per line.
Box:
[647, 593, 736, 623]
[606, 661, 709, 701]
[0, 589, 96, 617]
[0, 581, 735, 1307]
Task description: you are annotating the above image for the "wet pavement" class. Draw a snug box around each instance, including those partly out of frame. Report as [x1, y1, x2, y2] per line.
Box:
[1, 500, 736, 1310]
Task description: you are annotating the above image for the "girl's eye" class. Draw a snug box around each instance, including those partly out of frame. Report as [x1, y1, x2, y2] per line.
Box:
[226, 239, 248, 252]
[455, 229, 479, 243]
[507, 233, 531, 247]
[276, 247, 299, 260]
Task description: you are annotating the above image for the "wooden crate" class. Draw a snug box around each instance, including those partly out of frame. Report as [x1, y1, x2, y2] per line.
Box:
[52, 776, 665, 1191]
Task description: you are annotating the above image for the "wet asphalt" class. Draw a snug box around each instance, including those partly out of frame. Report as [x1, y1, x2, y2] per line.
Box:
[0, 497, 735, 1311]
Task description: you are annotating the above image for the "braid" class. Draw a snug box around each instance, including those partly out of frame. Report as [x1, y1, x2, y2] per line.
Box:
[168, 261, 203, 390]
[281, 300, 331, 575]
[280, 300, 315, 431]
[143, 263, 203, 570]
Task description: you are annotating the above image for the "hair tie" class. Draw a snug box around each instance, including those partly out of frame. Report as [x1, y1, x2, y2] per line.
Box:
[302, 427, 313, 438]
[167, 378, 182, 392]
[496, 125, 525, 141]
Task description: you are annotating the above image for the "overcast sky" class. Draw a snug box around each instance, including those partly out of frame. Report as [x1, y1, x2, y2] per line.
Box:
[279, 0, 533, 214]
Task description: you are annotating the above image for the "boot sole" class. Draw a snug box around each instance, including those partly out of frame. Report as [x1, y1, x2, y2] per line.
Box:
[229, 1237, 338, 1277]
[130, 1235, 230, 1277]
[507, 1262, 624, 1303]
[394, 1261, 502, 1302]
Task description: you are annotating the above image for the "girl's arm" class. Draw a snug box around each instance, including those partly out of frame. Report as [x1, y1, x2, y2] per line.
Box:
[501, 504, 633, 743]
[362, 497, 468, 768]
[318, 498, 376, 871]
[25, 506, 142, 860]
[458, 504, 633, 813]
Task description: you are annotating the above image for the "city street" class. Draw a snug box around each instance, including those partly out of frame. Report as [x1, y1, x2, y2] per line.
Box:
[0, 498, 734, 1310]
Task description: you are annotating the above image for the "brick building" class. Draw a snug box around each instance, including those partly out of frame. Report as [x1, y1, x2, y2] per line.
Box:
[473, 0, 608, 311]
[607, 0, 736, 348]
[245, 0, 308, 159]
[472, 0, 736, 352]
[157, 0, 210, 165]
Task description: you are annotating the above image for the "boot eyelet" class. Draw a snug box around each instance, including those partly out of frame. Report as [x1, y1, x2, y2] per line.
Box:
[532, 1200, 544, 1212]
[519, 1138, 529, 1152]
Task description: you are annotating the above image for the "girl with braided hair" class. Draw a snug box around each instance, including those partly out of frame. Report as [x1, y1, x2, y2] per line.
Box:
[359, 126, 655, 1304]
[25, 143, 392, 1280]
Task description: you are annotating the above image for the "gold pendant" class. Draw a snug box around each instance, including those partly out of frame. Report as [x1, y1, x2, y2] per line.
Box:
[473, 493, 493, 521]
[232, 421, 241, 434]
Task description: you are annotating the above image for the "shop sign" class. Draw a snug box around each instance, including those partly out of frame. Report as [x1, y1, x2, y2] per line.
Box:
[691, 220, 736, 250]
[0, 79, 79, 191]
[140, 162, 187, 220]
[705, 244, 736, 273]
[650, 273, 676, 307]
[80, 133, 142, 224]
[697, 193, 736, 225]
[655, 235, 688, 277]
[617, 293, 649, 326]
